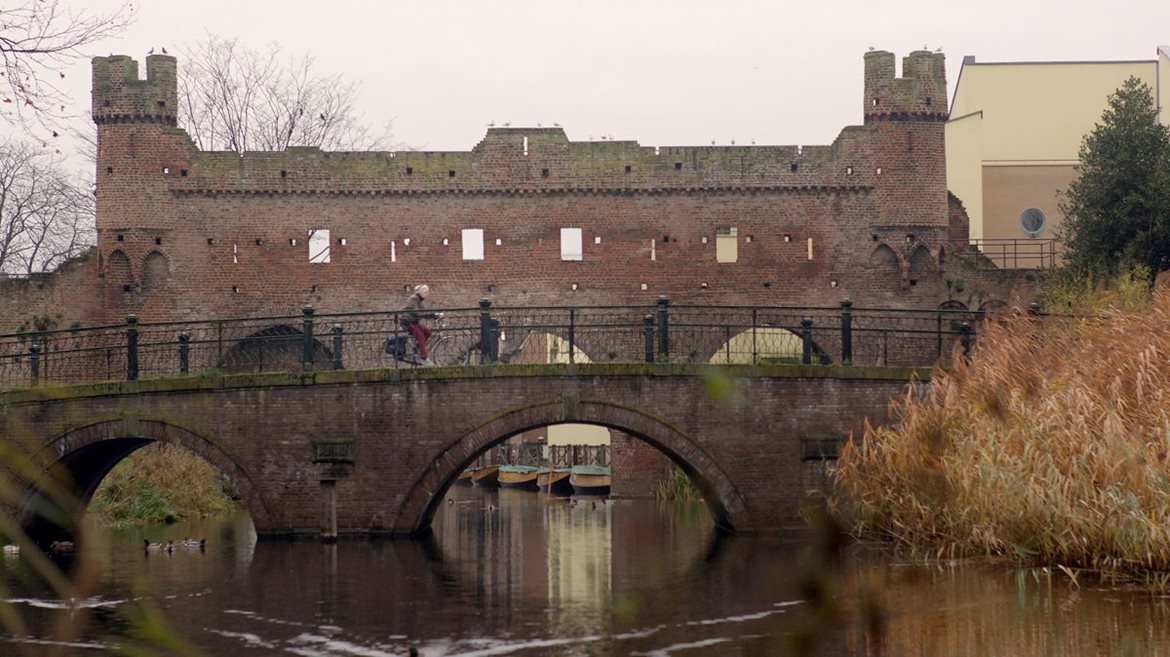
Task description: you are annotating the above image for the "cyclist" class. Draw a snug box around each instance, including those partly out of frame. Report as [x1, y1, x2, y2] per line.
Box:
[400, 284, 441, 365]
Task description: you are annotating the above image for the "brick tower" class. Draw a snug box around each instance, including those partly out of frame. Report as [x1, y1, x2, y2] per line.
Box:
[91, 54, 188, 318]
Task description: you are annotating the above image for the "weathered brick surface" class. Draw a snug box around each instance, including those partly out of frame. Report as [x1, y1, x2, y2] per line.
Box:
[0, 49, 1037, 335]
[1, 366, 921, 536]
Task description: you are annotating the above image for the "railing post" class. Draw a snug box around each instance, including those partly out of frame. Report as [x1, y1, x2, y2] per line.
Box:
[568, 308, 576, 365]
[643, 314, 655, 363]
[126, 314, 139, 381]
[301, 305, 315, 372]
[960, 322, 974, 357]
[29, 344, 40, 386]
[839, 298, 853, 366]
[178, 333, 190, 374]
[331, 325, 343, 370]
[800, 318, 813, 365]
[479, 298, 495, 363]
[656, 296, 670, 361]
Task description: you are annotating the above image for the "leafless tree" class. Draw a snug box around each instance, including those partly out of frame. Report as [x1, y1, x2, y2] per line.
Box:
[0, 137, 94, 275]
[0, 0, 134, 137]
[178, 34, 394, 153]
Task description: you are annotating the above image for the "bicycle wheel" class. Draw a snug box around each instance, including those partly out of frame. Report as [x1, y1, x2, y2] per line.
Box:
[427, 336, 464, 366]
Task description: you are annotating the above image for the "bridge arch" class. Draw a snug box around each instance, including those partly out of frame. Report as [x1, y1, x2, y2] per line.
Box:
[401, 399, 748, 535]
[26, 419, 273, 537]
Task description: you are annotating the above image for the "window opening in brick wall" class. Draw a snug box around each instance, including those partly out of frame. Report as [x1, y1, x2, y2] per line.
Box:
[154, 237, 162, 245]
[255, 238, 263, 246]
[650, 239, 656, 261]
[180, 169, 187, 177]
[675, 162, 682, 170]
[232, 285, 239, 293]
[116, 234, 124, 242]
[309, 229, 331, 263]
[716, 227, 738, 263]
[462, 228, 485, 260]
[106, 167, 113, 174]
[846, 166, 853, 175]
[807, 237, 814, 260]
[207, 238, 215, 245]
[290, 238, 298, 246]
[790, 163, 798, 173]
[495, 238, 502, 246]
[560, 228, 583, 261]
[542, 168, 549, 177]
[523, 136, 529, 156]
[280, 170, 287, 178]
[640, 283, 648, 290]
[232, 243, 238, 264]
[162, 167, 170, 175]
[876, 167, 882, 175]
[391, 241, 397, 263]
[338, 237, 347, 246]
[625, 165, 632, 173]
[448, 170, 455, 177]
[406, 167, 413, 175]
[594, 236, 601, 244]
[404, 238, 411, 246]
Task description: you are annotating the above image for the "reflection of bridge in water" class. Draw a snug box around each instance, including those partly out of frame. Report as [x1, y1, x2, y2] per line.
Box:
[0, 300, 979, 543]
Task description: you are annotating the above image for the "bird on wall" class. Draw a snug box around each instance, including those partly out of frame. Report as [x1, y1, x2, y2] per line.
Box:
[161, 47, 168, 54]
[147, 47, 154, 55]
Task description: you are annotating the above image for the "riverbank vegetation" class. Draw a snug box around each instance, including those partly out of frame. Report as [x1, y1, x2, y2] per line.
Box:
[89, 443, 239, 525]
[833, 287, 1170, 585]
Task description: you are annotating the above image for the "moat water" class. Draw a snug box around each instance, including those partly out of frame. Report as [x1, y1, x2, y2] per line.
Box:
[3, 485, 1169, 656]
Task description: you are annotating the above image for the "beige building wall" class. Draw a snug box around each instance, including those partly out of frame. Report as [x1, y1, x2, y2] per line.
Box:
[946, 50, 1167, 253]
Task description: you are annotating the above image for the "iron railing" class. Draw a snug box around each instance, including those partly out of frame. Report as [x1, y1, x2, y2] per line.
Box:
[0, 299, 994, 390]
[948, 238, 1060, 270]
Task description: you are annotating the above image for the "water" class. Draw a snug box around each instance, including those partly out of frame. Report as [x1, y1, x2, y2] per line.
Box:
[3, 486, 1169, 656]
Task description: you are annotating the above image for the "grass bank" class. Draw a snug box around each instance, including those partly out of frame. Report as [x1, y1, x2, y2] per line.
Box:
[89, 442, 239, 525]
[833, 295, 1170, 585]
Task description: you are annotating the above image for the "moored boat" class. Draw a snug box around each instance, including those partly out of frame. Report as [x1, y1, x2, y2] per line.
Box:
[536, 468, 573, 496]
[470, 465, 500, 488]
[498, 465, 541, 491]
[454, 469, 474, 487]
[569, 465, 611, 496]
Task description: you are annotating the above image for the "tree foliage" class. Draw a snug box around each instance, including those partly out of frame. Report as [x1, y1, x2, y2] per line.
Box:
[178, 34, 393, 153]
[1059, 77, 1170, 280]
[0, 136, 94, 274]
[0, 0, 134, 137]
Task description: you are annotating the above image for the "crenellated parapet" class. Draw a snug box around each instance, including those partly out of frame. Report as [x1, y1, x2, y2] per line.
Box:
[863, 50, 948, 122]
[91, 54, 178, 126]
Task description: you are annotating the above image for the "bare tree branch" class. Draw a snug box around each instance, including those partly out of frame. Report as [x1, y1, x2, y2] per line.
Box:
[0, 0, 134, 137]
[0, 136, 94, 275]
[178, 34, 395, 154]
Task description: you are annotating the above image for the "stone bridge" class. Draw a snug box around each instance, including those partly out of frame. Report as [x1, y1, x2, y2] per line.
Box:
[0, 362, 929, 541]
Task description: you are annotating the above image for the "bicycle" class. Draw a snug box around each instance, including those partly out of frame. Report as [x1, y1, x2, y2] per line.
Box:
[386, 315, 476, 366]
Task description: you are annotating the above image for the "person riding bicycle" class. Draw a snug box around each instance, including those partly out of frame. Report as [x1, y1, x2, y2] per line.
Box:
[400, 284, 442, 365]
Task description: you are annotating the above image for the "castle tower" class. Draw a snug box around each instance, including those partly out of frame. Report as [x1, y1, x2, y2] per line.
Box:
[863, 50, 948, 230]
[91, 55, 189, 316]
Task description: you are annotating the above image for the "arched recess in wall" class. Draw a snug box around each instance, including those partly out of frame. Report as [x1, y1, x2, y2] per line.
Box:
[869, 244, 901, 292]
[106, 249, 133, 292]
[219, 325, 333, 373]
[908, 244, 932, 278]
[708, 327, 830, 365]
[141, 251, 171, 293]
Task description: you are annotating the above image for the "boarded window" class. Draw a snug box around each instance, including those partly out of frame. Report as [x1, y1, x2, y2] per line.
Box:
[716, 227, 738, 263]
[462, 228, 485, 261]
[560, 228, 583, 261]
[309, 229, 331, 263]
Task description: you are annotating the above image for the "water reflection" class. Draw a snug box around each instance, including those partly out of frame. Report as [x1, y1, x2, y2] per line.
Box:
[1, 488, 1168, 656]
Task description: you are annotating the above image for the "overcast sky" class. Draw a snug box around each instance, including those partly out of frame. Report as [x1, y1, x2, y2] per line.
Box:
[21, 0, 1170, 156]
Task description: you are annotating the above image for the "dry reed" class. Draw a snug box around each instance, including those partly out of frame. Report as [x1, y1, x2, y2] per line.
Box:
[834, 293, 1170, 583]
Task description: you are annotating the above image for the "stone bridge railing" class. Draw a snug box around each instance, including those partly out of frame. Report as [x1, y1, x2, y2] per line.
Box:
[0, 299, 988, 390]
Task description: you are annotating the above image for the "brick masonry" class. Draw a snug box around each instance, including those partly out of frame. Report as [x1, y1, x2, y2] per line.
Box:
[1, 365, 925, 537]
[0, 49, 1035, 334]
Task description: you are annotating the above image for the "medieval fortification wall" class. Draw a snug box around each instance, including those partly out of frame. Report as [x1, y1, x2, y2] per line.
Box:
[4, 49, 1024, 333]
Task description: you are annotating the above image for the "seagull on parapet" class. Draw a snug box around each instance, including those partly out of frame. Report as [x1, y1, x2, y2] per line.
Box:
[161, 47, 168, 54]
[503, 122, 510, 127]
[147, 47, 154, 55]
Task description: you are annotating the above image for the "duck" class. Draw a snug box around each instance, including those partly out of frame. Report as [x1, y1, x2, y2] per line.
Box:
[144, 539, 174, 553]
[49, 541, 74, 553]
[2, 544, 19, 555]
[180, 538, 206, 549]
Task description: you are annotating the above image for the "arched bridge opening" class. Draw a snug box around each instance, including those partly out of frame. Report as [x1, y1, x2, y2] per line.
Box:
[402, 400, 747, 536]
[20, 420, 270, 544]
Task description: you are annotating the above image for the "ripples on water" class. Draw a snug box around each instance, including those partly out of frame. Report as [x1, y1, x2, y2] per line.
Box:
[2, 487, 1169, 656]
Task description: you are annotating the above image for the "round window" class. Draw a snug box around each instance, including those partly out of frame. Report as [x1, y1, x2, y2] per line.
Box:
[1019, 208, 1046, 235]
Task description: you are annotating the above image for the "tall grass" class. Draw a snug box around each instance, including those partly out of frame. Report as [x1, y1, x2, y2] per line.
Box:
[89, 443, 238, 525]
[833, 291, 1170, 583]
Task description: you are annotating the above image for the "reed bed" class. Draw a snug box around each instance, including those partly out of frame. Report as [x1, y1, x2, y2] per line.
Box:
[89, 443, 239, 525]
[833, 294, 1170, 583]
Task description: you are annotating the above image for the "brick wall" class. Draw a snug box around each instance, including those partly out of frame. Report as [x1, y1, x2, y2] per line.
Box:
[0, 49, 1039, 336]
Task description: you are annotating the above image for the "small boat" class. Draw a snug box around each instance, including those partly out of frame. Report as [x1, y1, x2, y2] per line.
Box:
[498, 465, 541, 491]
[536, 468, 573, 496]
[470, 465, 500, 488]
[454, 470, 474, 487]
[569, 465, 611, 496]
